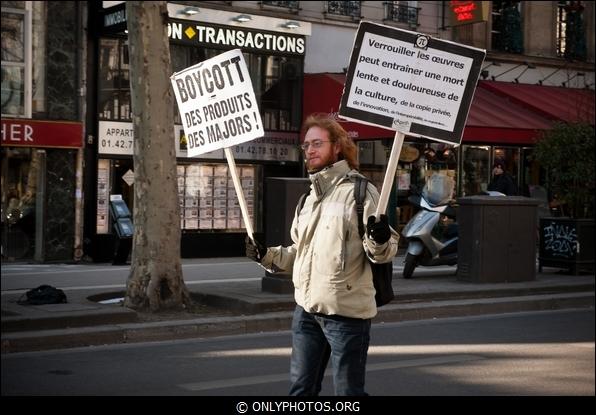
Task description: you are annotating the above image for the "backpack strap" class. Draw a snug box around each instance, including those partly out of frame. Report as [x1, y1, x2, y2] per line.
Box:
[297, 190, 309, 212]
[354, 175, 368, 239]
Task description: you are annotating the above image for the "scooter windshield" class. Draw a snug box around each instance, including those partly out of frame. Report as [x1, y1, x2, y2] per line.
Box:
[422, 173, 455, 206]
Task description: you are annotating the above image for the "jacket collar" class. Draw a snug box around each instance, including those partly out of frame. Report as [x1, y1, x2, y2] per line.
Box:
[309, 160, 351, 200]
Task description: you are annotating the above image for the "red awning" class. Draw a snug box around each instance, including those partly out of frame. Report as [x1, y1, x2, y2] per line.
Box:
[303, 74, 557, 145]
[478, 80, 595, 125]
[302, 73, 394, 141]
[464, 86, 554, 144]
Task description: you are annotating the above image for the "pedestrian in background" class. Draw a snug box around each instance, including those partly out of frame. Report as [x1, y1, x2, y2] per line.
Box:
[488, 157, 518, 196]
[246, 114, 399, 396]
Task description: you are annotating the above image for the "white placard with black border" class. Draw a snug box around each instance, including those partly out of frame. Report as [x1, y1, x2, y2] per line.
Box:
[339, 21, 486, 145]
[171, 49, 264, 157]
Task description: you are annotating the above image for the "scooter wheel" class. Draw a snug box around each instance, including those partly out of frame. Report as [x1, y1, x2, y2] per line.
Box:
[403, 253, 417, 279]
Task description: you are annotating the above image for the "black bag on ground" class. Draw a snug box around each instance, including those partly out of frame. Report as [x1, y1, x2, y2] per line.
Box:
[18, 285, 67, 305]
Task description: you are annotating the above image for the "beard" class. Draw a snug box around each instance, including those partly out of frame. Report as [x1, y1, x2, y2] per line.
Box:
[306, 153, 339, 174]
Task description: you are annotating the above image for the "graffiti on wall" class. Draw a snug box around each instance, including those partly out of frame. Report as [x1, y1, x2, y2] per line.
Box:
[542, 222, 578, 258]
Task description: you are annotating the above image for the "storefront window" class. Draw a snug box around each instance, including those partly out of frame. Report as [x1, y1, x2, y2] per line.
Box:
[177, 163, 256, 231]
[1, 146, 36, 259]
[421, 142, 458, 190]
[493, 146, 520, 189]
[358, 139, 458, 228]
[96, 159, 110, 234]
[461, 145, 490, 196]
[2, 2, 44, 118]
[1, 8, 27, 117]
[31, 1, 46, 115]
[98, 38, 130, 121]
[520, 147, 542, 197]
[96, 158, 259, 234]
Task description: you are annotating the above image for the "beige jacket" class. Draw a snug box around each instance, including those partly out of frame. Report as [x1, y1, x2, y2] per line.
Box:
[261, 160, 399, 319]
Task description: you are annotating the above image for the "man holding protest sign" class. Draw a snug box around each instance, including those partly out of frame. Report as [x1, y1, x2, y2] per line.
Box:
[246, 114, 399, 396]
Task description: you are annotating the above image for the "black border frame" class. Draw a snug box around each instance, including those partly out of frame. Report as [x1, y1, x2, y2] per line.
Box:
[339, 22, 486, 145]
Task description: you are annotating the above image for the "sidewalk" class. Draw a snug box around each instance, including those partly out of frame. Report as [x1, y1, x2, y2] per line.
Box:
[1, 261, 594, 354]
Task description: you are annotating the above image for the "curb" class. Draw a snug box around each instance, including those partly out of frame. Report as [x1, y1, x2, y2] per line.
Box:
[2, 292, 593, 354]
[1, 307, 138, 332]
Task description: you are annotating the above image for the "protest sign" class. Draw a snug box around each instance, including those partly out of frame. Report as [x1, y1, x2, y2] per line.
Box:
[171, 49, 263, 157]
[339, 21, 485, 145]
[339, 22, 485, 217]
[171, 49, 264, 238]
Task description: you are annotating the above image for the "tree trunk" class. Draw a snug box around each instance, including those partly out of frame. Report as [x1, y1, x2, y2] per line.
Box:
[124, 1, 190, 311]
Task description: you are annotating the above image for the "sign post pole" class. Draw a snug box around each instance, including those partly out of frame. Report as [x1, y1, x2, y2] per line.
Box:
[375, 130, 405, 218]
[224, 147, 254, 241]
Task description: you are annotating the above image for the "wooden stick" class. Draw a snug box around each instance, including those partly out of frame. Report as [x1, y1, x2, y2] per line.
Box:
[224, 147, 254, 240]
[375, 130, 405, 219]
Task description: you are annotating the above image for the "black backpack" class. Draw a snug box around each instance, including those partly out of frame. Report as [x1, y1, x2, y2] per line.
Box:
[18, 285, 67, 305]
[297, 175, 395, 307]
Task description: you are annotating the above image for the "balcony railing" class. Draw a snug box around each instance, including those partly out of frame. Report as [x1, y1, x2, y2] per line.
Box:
[384, 2, 419, 27]
[326, 1, 361, 19]
[261, 1, 300, 11]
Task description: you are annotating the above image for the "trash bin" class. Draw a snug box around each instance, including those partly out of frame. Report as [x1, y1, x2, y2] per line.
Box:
[457, 196, 540, 283]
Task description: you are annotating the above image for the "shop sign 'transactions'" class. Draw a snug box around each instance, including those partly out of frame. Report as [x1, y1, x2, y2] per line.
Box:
[339, 22, 486, 145]
[101, 3, 305, 56]
[168, 20, 305, 56]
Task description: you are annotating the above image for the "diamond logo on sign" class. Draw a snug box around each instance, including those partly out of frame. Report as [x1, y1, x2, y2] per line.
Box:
[185, 26, 196, 39]
[122, 170, 134, 186]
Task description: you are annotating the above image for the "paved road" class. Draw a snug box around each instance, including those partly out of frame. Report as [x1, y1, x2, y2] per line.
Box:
[0, 258, 265, 294]
[2, 309, 593, 396]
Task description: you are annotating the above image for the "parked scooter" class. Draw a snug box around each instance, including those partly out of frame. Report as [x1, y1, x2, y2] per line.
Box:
[401, 183, 458, 279]
[401, 177, 505, 278]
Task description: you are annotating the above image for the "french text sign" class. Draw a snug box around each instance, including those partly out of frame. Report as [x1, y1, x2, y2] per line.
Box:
[171, 49, 264, 157]
[339, 22, 486, 145]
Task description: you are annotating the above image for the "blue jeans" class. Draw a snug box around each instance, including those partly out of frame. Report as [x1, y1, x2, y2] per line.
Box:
[289, 305, 371, 396]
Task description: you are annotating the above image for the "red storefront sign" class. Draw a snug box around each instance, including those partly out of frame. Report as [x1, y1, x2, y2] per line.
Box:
[1, 119, 83, 149]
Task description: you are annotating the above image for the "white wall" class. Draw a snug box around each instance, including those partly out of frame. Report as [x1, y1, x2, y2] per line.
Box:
[304, 24, 357, 74]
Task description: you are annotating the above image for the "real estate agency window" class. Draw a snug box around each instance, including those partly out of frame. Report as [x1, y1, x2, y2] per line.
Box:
[177, 162, 258, 232]
[1, 3, 32, 117]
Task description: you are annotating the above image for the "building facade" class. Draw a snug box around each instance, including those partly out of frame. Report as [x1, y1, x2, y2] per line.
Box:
[85, 1, 313, 261]
[3, 1, 594, 262]
[2, 1, 84, 262]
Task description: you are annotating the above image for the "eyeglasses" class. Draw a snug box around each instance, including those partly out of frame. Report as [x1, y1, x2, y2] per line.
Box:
[300, 140, 333, 151]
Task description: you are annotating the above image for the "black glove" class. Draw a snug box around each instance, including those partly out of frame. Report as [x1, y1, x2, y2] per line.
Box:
[366, 214, 391, 244]
[245, 236, 267, 262]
